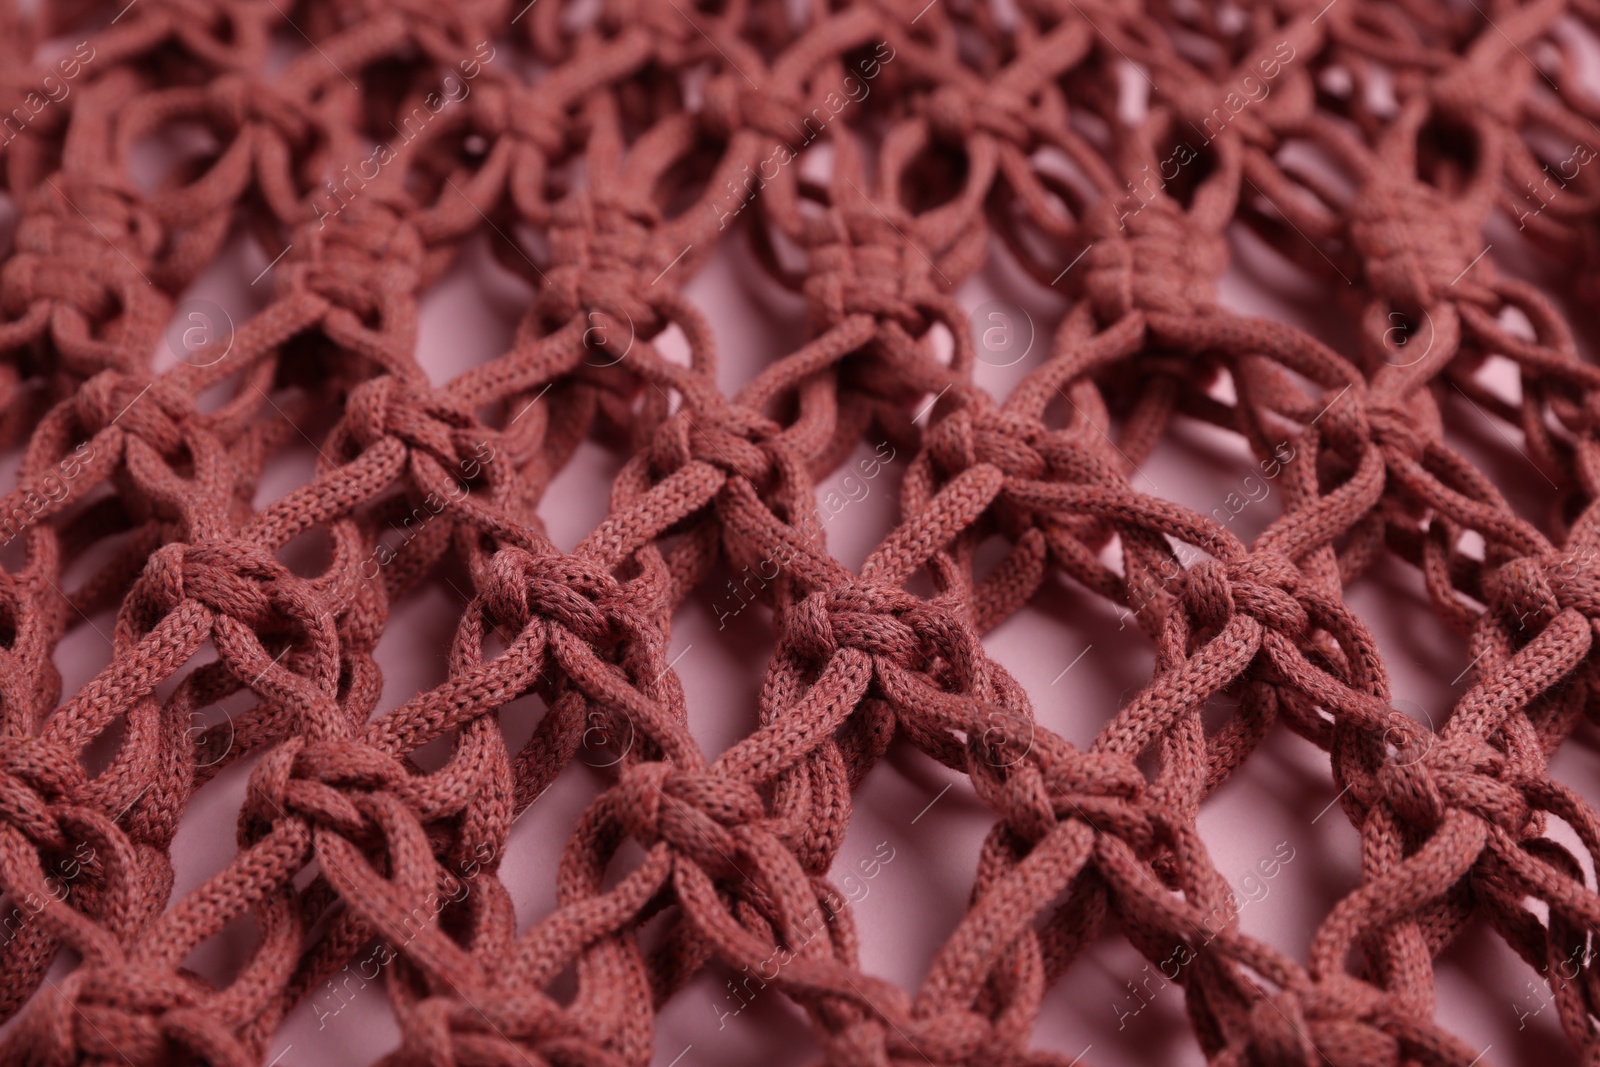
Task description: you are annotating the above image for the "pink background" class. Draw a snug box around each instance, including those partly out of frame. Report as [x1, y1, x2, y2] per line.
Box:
[4, 26, 1596, 1067]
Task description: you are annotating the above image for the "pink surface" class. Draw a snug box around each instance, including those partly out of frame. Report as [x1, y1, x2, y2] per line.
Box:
[4, 49, 1595, 1067]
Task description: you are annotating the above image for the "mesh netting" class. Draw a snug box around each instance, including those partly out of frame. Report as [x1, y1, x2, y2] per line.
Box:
[0, 0, 1598, 1063]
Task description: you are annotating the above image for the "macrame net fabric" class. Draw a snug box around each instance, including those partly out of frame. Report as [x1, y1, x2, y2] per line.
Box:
[1, 0, 1599, 1062]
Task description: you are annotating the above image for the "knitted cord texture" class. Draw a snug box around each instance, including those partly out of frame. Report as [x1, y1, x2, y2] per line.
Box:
[0, 0, 1596, 1064]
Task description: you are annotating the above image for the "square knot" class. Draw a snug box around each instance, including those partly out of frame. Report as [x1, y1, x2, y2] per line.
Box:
[1079, 202, 1228, 322]
[469, 83, 566, 155]
[47, 968, 253, 1067]
[285, 216, 425, 340]
[138, 541, 317, 635]
[541, 197, 669, 328]
[1244, 990, 1324, 1066]
[612, 763, 764, 875]
[1363, 397, 1429, 462]
[1044, 749, 1152, 846]
[537, 261, 663, 343]
[1431, 62, 1531, 126]
[0, 738, 88, 853]
[1243, 975, 1420, 1063]
[341, 375, 479, 470]
[402, 995, 614, 1065]
[819, 981, 924, 1063]
[1485, 552, 1598, 639]
[0, 236, 156, 325]
[22, 179, 162, 273]
[1376, 734, 1529, 836]
[699, 75, 805, 143]
[924, 84, 1031, 145]
[646, 411, 779, 485]
[926, 407, 1046, 482]
[483, 547, 655, 648]
[206, 71, 310, 140]
[76, 371, 187, 452]
[788, 587, 976, 676]
[247, 738, 408, 842]
[1180, 555, 1309, 639]
[896, 1008, 1006, 1064]
[1349, 182, 1485, 308]
[803, 241, 936, 330]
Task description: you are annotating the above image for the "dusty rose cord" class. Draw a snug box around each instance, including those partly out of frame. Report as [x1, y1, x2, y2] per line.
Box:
[0, 0, 1598, 1063]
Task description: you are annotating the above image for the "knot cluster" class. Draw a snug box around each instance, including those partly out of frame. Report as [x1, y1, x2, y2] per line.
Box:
[0, 0, 1596, 1065]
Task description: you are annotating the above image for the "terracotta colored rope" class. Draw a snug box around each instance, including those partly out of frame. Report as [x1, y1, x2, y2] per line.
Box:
[1, 0, 1599, 1063]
